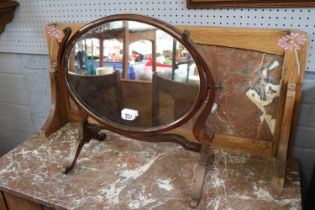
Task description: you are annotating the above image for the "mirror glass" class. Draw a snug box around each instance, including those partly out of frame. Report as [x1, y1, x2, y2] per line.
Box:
[66, 20, 200, 129]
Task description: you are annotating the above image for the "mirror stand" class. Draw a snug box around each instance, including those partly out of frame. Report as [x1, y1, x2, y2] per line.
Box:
[64, 118, 107, 174]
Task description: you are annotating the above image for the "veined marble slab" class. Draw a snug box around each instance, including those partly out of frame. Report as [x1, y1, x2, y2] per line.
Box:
[0, 123, 301, 210]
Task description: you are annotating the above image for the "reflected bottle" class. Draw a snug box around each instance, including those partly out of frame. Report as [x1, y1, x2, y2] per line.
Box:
[128, 64, 135, 80]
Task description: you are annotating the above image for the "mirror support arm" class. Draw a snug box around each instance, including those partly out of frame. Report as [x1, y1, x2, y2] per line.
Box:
[64, 119, 107, 174]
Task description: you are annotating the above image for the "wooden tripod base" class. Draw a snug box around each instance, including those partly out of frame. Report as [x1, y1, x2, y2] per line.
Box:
[64, 121, 107, 174]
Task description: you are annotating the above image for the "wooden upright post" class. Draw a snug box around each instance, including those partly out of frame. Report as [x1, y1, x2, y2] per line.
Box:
[123, 21, 129, 79]
[99, 38, 104, 67]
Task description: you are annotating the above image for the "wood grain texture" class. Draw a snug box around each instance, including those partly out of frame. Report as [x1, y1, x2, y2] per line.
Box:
[89, 116, 273, 157]
[275, 83, 296, 187]
[272, 49, 296, 157]
[288, 30, 308, 156]
[40, 24, 81, 138]
[4, 193, 42, 210]
[43, 206, 56, 210]
[43, 207, 56, 210]
[165, 126, 273, 156]
[177, 26, 287, 55]
[274, 31, 307, 186]
[275, 30, 308, 149]
[0, 1, 18, 34]
[187, 0, 315, 8]
[42, 23, 306, 162]
[213, 134, 273, 157]
[0, 192, 7, 210]
[47, 24, 289, 54]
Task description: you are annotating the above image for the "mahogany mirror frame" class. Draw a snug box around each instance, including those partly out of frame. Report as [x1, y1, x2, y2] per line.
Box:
[60, 14, 215, 137]
[58, 14, 216, 208]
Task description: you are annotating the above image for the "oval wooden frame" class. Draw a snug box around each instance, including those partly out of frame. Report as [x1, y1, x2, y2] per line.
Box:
[60, 14, 215, 136]
[58, 15, 215, 207]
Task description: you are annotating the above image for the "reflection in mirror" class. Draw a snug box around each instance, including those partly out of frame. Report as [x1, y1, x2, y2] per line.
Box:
[67, 20, 200, 129]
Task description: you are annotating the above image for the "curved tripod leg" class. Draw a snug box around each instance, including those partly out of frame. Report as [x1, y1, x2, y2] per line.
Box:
[64, 120, 107, 174]
[190, 144, 210, 208]
[64, 139, 86, 174]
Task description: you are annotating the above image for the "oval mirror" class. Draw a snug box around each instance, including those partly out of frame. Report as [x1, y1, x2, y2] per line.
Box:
[64, 16, 205, 131]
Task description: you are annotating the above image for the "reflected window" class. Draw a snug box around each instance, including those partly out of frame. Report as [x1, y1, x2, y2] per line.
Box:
[66, 20, 202, 129]
[69, 21, 199, 84]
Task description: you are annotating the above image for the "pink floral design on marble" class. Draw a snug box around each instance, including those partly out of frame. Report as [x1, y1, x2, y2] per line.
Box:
[278, 32, 306, 51]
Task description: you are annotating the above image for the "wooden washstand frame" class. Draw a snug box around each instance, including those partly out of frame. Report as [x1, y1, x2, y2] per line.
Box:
[42, 14, 307, 208]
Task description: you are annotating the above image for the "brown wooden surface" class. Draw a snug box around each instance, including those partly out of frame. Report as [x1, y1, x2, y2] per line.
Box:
[4, 193, 42, 210]
[275, 83, 297, 187]
[213, 134, 273, 156]
[43, 207, 55, 210]
[120, 80, 153, 128]
[68, 71, 123, 124]
[85, 80, 274, 156]
[187, 0, 315, 8]
[39, 71, 68, 138]
[273, 31, 307, 185]
[43, 24, 301, 62]
[272, 48, 294, 156]
[288, 30, 308, 156]
[0, 1, 18, 9]
[177, 26, 287, 55]
[40, 24, 80, 138]
[0, 192, 7, 210]
[42, 22, 307, 174]
[152, 73, 199, 127]
[0, 191, 56, 210]
[0, 1, 18, 34]
[168, 127, 273, 156]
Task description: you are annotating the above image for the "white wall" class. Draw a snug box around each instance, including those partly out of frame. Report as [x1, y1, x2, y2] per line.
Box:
[0, 53, 50, 155]
[292, 78, 315, 202]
